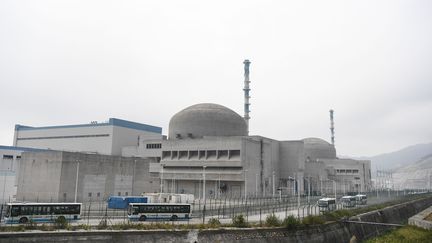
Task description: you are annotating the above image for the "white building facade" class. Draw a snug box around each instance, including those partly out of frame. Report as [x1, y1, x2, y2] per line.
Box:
[13, 118, 162, 156]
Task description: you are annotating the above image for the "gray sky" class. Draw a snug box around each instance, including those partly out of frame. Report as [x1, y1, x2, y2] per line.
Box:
[1, 0, 431, 157]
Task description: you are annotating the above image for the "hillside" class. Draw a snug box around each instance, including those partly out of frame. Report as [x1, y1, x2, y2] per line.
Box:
[361, 142, 432, 171]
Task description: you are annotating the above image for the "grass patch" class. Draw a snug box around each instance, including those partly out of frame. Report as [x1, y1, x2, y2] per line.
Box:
[301, 215, 325, 226]
[365, 225, 432, 243]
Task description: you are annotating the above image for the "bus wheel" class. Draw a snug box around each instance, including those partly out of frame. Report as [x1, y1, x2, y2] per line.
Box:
[19, 217, 28, 224]
[171, 215, 178, 221]
[139, 215, 147, 221]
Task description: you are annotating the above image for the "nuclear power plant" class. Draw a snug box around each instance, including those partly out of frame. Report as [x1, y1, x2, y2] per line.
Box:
[0, 60, 371, 203]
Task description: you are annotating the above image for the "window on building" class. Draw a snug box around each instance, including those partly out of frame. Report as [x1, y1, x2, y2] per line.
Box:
[146, 143, 162, 149]
[2, 155, 13, 159]
[88, 192, 92, 197]
[16, 156, 21, 159]
[229, 150, 241, 159]
[353, 169, 359, 174]
[179, 151, 188, 159]
[125, 192, 129, 196]
[118, 192, 121, 196]
[97, 192, 100, 197]
[162, 151, 171, 159]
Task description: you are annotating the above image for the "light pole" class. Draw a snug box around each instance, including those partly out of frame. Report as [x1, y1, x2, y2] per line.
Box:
[255, 173, 258, 197]
[304, 177, 311, 204]
[74, 160, 80, 203]
[202, 166, 207, 224]
[218, 173, 221, 199]
[203, 166, 207, 205]
[272, 171, 275, 198]
[244, 169, 248, 199]
[132, 159, 136, 195]
[329, 179, 336, 202]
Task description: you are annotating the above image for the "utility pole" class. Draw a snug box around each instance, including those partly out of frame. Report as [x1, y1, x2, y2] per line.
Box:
[74, 160, 80, 203]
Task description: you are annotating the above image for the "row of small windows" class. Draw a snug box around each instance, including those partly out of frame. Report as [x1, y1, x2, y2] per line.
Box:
[336, 169, 359, 174]
[146, 143, 162, 149]
[63, 191, 130, 199]
[10, 205, 80, 217]
[2, 155, 20, 159]
[162, 150, 241, 160]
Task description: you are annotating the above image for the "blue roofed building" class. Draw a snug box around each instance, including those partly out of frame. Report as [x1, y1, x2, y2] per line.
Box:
[13, 118, 162, 156]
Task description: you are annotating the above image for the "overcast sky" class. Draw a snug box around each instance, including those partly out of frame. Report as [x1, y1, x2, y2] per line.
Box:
[0, 0, 431, 157]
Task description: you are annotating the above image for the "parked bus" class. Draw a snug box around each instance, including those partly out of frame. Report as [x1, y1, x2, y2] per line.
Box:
[341, 196, 356, 208]
[317, 198, 336, 212]
[355, 194, 367, 205]
[127, 203, 192, 221]
[3, 202, 81, 224]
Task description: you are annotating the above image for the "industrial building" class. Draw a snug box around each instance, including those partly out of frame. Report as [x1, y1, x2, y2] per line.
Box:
[14, 118, 162, 156]
[149, 103, 371, 198]
[16, 151, 159, 203]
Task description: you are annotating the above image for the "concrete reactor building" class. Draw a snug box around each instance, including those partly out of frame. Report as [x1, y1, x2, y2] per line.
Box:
[150, 103, 371, 199]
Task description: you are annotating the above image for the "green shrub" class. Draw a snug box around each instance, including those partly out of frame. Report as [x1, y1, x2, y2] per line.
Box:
[39, 224, 53, 231]
[283, 215, 300, 230]
[24, 219, 37, 230]
[232, 214, 248, 228]
[322, 209, 353, 221]
[208, 218, 221, 227]
[97, 219, 108, 230]
[265, 213, 281, 227]
[77, 224, 91, 231]
[302, 215, 325, 226]
[54, 217, 69, 229]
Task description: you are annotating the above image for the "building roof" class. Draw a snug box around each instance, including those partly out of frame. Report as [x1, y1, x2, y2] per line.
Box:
[302, 137, 332, 145]
[0, 145, 50, 152]
[168, 103, 247, 139]
[14, 118, 162, 134]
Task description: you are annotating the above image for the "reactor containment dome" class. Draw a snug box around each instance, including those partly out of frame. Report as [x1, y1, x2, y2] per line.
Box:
[169, 103, 247, 139]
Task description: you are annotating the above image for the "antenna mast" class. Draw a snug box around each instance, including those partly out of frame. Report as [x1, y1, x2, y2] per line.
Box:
[243, 59, 251, 135]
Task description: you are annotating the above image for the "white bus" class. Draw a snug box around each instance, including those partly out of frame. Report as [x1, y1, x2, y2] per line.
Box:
[341, 196, 357, 208]
[355, 194, 367, 205]
[128, 203, 192, 221]
[317, 198, 336, 212]
[3, 202, 81, 224]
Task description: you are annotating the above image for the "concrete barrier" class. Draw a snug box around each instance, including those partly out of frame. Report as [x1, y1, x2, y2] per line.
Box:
[1, 196, 431, 243]
[408, 205, 432, 230]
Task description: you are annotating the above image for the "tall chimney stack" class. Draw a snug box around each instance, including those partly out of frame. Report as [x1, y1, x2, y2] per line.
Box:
[329, 109, 335, 146]
[243, 59, 251, 135]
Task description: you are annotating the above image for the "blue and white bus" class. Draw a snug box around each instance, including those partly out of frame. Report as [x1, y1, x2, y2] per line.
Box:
[3, 202, 81, 224]
[128, 203, 192, 221]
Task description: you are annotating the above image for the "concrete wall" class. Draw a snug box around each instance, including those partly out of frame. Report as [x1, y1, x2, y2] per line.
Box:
[16, 151, 159, 202]
[16, 151, 63, 202]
